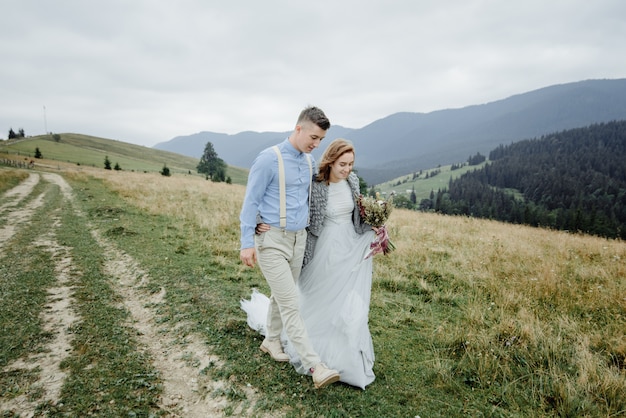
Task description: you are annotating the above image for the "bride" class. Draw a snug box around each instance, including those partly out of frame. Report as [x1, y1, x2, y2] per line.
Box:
[242, 138, 377, 389]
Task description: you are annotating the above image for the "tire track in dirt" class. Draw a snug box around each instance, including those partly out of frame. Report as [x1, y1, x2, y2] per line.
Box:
[2, 172, 263, 416]
[0, 172, 40, 214]
[0, 173, 45, 252]
[91, 228, 260, 416]
[0, 174, 80, 417]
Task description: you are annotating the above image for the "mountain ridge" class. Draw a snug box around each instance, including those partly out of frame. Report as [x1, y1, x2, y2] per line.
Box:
[154, 78, 626, 184]
[431, 120, 626, 239]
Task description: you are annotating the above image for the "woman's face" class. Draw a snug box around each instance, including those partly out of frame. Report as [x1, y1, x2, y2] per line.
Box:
[328, 151, 354, 183]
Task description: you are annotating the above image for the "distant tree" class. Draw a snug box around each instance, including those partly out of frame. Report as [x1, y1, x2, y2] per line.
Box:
[425, 169, 441, 178]
[197, 141, 227, 182]
[419, 198, 433, 211]
[451, 162, 464, 170]
[8, 128, 16, 139]
[410, 186, 417, 204]
[34, 147, 43, 159]
[161, 164, 171, 176]
[104, 155, 112, 170]
[18, 129, 25, 138]
[392, 194, 413, 209]
[114, 162, 122, 171]
[52, 133, 61, 142]
[468, 152, 486, 165]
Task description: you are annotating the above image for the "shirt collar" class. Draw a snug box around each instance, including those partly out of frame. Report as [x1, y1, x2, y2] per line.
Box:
[281, 138, 303, 157]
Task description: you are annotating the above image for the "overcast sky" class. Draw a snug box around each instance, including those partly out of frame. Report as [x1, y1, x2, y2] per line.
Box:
[2, 0, 625, 147]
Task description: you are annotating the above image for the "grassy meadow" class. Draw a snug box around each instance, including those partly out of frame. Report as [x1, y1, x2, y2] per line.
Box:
[375, 161, 489, 201]
[1, 162, 625, 416]
[0, 133, 249, 184]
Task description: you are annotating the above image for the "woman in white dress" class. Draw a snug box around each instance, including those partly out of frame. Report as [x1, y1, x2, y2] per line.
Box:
[242, 138, 376, 389]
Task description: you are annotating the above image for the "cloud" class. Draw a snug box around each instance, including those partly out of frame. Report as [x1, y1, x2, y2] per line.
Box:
[1, 0, 625, 146]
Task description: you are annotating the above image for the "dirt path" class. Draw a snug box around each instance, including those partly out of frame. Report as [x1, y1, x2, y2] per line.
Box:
[0, 173, 45, 252]
[1, 211, 80, 415]
[0, 172, 259, 417]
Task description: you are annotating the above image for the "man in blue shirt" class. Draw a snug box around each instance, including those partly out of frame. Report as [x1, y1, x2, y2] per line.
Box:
[240, 106, 340, 389]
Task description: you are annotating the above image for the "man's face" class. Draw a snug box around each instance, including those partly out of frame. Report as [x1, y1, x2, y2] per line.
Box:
[293, 121, 326, 153]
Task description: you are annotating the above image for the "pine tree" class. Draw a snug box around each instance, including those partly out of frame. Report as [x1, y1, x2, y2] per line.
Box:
[197, 141, 227, 182]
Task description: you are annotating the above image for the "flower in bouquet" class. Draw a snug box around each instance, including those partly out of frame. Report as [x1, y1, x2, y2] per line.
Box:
[357, 192, 396, 258]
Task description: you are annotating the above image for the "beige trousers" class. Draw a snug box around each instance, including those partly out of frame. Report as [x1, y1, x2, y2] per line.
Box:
[255, 226, 321, 370]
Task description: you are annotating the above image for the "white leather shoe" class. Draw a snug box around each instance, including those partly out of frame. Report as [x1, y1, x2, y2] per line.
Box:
[312, 363, 340, 389]
[260, 339, 289, 362]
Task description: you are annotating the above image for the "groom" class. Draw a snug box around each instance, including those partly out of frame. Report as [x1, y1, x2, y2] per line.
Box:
[239, 106, 340, 389]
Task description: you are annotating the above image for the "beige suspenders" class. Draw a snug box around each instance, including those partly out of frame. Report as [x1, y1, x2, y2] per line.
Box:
[272, 146, 312, 229]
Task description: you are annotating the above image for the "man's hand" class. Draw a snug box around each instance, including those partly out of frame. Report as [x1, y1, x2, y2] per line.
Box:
[240, 247, 257, 268]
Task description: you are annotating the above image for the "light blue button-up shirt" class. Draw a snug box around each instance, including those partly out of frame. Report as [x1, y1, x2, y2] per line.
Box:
[239, 139, 316, 249]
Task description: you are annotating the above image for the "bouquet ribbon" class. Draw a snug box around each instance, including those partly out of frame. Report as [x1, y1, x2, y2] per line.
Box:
[365, 225, 395, 259]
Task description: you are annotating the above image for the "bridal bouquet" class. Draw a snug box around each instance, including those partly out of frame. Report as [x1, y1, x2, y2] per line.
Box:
[357, 193, 396, 258]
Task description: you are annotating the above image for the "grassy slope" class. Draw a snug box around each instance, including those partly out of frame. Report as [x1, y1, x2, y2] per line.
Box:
[0, 133, 249, 185]
[1, 134, 482, 192]
[2, 133, 480, 193]
[374, 161, 488, 200]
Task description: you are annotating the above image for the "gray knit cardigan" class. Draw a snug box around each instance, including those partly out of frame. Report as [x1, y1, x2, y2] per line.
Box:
[303, 172, 371, 267]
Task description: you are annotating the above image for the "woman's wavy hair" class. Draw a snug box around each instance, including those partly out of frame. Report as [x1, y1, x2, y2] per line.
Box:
[316, 138, 355, 183]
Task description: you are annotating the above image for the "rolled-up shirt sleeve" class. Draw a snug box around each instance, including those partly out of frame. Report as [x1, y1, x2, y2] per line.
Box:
[239, 150, 275, 249]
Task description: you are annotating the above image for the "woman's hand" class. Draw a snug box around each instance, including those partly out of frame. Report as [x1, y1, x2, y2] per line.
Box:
[255, 223, 270, 234]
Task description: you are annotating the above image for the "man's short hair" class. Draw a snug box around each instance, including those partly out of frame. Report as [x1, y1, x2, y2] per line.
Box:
[298, 106, 330, 131]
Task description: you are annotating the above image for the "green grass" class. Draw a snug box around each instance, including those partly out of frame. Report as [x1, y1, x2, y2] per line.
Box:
[69, 174, 626, 417]
[0, 180, 58, 369]
[0, 133, 249, 184]
[55, 198, 161, 416]
[0, 173, 161, 416]
[61, 175, 445, 416]
[375, 161, 488, 200]
[1, 166, 624, 417]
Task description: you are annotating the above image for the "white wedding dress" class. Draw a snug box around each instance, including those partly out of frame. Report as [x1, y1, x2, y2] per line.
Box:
[241, 180, 376, 389]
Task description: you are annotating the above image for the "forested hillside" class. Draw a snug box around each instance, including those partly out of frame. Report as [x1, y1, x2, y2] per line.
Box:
[155, 79, 626, 185]
[429, 120, 626, 239]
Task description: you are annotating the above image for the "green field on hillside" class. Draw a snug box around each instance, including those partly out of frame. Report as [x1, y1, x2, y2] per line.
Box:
[373, 161, 488, 200]
[1, 133, 486, 192]
[0, 133, 249, 184]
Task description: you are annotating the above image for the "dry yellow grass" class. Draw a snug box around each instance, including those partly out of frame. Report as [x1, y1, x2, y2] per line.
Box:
[97, 170, 625, 310]
[61, 169, 626, 414]
[382, 209, 625, 411]
[0, 168, 30, 193]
